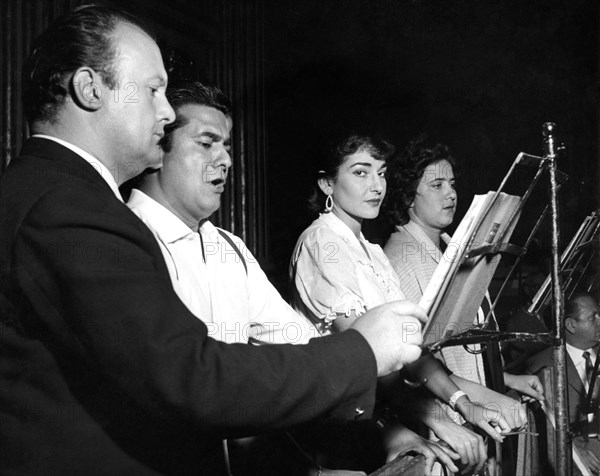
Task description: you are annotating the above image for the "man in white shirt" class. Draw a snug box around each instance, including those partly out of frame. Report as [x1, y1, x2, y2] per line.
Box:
[127, 81, 318, 345]
[127, 80, 373, 475]
[528, 293, 600, 472]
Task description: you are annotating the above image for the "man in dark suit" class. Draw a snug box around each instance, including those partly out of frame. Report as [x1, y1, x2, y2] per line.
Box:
[0, 5, 427, 476]
[527, 293, 600, 473]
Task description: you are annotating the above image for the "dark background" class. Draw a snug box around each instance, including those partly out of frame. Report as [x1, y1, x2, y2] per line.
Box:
[262, 0, 600, 303]
[3, 0, 598, 309]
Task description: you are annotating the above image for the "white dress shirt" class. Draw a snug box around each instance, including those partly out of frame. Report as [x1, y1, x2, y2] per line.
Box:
[32, 134, 123, 201]
[128, 189, 317, 344]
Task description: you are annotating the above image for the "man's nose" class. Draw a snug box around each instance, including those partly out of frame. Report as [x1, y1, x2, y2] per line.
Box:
[159, 96, 176, 125]
[216, 148, 232, 169]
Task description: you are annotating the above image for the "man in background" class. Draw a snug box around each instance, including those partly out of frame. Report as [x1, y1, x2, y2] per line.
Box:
[528, 293, 600, 473]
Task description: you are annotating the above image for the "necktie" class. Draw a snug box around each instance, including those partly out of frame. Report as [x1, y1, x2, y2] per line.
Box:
[583, 350, 599, 436]
[583, 351, 594, 386]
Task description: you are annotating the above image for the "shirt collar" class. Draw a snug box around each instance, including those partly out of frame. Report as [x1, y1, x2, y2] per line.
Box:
[198, 219, 220, 240]
[318, 212, 368, 247]
[567, 342, 597, 364]
[128, 189, 197, 244]
[398, 220, 450, 263]
[32, 134, 123, 202]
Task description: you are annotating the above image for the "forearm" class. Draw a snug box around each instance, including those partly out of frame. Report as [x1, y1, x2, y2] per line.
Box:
[449, 374, 487, 398]
[408, 354, 460, 403]
[416, 397, 451, 429]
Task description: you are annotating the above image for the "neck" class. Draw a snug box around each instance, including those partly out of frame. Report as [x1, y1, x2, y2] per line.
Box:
[139, 176, 202, 231]
[569, 341, 595, 352]
[331, 206, 362, 238]
[408, 211, 444, 248]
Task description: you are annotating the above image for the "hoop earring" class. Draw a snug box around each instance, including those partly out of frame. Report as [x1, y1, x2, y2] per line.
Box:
[325, 194, 333, 212]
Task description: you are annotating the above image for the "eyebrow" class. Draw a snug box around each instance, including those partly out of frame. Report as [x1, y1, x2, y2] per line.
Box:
[349, 162, 387, 169]
[197, 131, 231, 146]
[425, 176, 455, 183]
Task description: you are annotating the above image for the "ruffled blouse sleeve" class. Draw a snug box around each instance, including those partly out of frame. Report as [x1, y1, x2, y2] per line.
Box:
[291, 225, 368, 334]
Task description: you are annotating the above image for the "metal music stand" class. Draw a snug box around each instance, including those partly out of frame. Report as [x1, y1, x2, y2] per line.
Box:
[420, 123, 570, 475]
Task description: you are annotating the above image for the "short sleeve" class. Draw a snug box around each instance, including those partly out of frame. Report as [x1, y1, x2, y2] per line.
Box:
[291, 226, 368, 333]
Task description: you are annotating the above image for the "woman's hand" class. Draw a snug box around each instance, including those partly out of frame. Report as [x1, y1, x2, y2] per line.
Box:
[384, 424, 460, 474]
[503, 373, 544, 403]
[424, 407, 487, 475]
[454, 397, 509, 442]
[450, 375, 528, 431]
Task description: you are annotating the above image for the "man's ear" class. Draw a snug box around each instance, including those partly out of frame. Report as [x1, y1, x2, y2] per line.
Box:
[71, 67, 104, 111]
[565, 318, 577, 334]
[317, 176, 333, 195]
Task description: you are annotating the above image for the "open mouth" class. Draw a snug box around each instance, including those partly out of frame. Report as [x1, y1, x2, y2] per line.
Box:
[210, 177, 226, 187]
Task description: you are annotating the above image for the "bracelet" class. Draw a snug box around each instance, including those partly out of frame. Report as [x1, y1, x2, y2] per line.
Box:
[375, 406, 400, 432]
[448, 390, 468, 411]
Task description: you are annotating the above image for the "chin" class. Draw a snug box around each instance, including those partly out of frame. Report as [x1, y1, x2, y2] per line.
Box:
[364, 211, 380, 220]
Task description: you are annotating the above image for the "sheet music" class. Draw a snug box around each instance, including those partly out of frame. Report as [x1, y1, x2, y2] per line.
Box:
[419, 193, 489, 315]
[420, 191, 522, 345]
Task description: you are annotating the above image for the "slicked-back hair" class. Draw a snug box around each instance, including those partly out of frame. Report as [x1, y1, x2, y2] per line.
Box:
[384, 137, 457, 226]
[308, 134, 395, 213]
[565, 292, 597, 322]
[160, 81, 232, 153]
[23, 5, 149, 125]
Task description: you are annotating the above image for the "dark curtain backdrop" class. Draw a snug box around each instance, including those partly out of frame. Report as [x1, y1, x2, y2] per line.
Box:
[1, 0, 267, 256]
[264, 0, 600, 303]
[2, 0, 599, 307]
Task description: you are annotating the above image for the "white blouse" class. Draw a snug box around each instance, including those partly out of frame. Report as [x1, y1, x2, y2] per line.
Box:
[290, 212, 404, 335]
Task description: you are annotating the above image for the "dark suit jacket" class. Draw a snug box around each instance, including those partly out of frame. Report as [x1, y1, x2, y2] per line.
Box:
[526, 346, 594, 430]
[0, 138, 377, 476]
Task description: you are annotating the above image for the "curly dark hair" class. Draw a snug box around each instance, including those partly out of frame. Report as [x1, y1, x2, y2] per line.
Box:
[384, 137, 457, 226]
[308, 134, 395, 212]
[22, 5, 150, 125]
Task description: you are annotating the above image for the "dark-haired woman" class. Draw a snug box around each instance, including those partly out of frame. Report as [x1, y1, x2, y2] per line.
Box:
[290, 134, 518, 475]
[383, 138, 543, 422]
